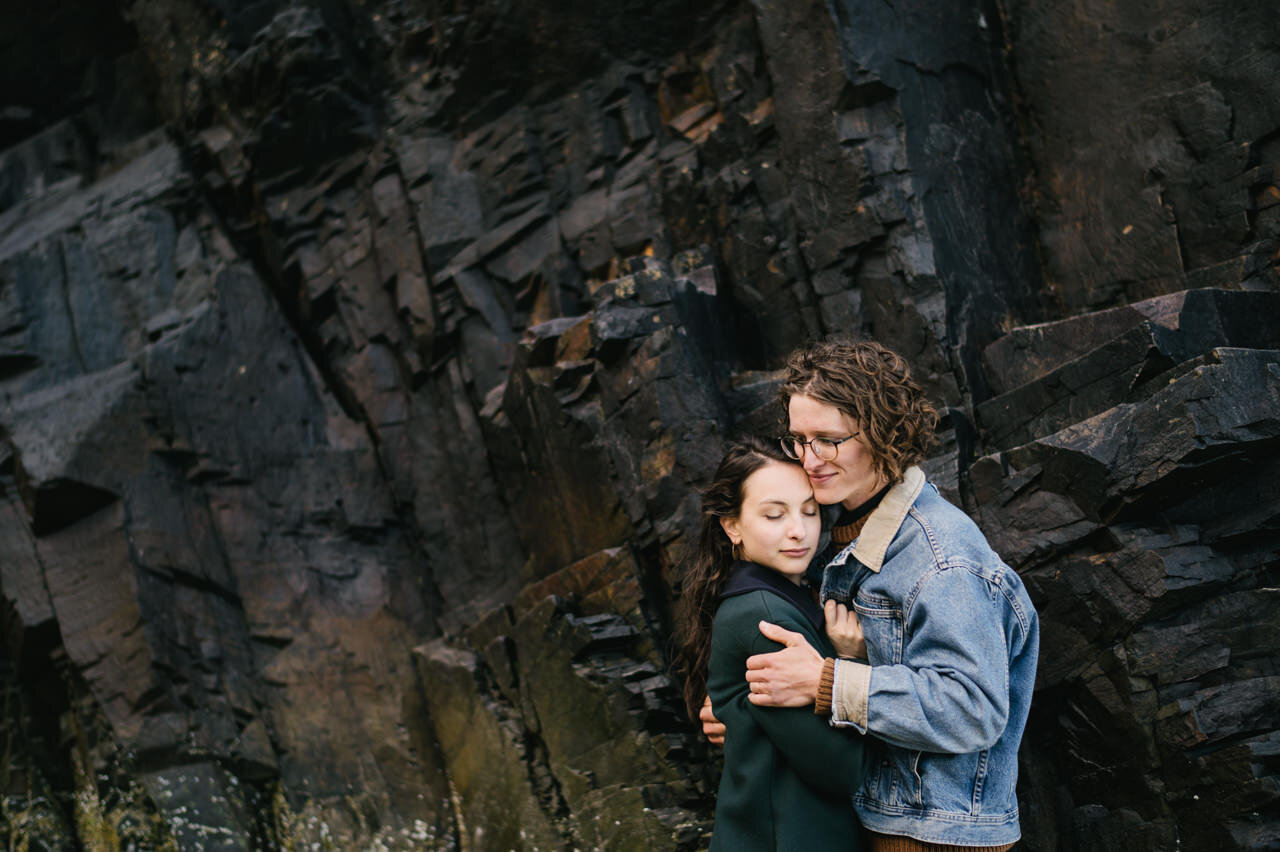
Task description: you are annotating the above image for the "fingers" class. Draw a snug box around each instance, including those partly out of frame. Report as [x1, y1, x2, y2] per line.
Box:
[744, 665, 775, 704]
[757, 620, 805, 646]
[699, 696, 725, 745]
[823, 602, 856, 633]
[747, 688, 808, 708]
[700, 695, 724, 725]
[746, 678, 779, 706]
[823, 600, 867, 658]
[823, 599, 842, 631]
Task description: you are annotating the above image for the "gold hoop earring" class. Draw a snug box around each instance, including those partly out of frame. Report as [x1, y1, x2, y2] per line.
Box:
[732, 543, 743, 561]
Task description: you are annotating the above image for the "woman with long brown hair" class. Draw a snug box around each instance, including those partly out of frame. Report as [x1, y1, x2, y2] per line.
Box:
[675, 436, 870, 851]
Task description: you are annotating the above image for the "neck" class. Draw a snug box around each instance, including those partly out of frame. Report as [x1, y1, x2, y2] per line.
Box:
[840, 475, 890, 511]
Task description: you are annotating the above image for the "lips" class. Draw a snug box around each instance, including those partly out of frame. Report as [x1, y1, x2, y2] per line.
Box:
[781, 548, 810, 558]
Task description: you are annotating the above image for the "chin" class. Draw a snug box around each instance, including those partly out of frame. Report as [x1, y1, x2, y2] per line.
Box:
[812, 486, 844, 506]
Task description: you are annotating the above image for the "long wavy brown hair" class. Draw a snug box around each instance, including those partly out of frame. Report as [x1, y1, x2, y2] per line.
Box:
[780, 340, 938, 485]
[674, 436, 799, 721]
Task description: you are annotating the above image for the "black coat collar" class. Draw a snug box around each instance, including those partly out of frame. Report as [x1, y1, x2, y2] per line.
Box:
[719, 561, 824, 633]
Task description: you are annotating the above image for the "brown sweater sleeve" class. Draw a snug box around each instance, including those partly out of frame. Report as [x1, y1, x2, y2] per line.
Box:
[814, 657, 836, 716]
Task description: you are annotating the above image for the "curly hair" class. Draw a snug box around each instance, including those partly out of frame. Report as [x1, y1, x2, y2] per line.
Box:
[779, 341, 938, 485]
[673, 436, 798, 721]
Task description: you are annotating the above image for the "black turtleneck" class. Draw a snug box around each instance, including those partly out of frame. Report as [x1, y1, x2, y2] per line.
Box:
[833, 480, 892, 529]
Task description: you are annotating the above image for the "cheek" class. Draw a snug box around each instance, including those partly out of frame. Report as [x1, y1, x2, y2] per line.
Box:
[742, 520, 770, 546]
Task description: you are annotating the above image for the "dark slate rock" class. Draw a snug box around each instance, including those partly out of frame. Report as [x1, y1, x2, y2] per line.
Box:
[594, 263, 678, 306]
[973, 289, 1280, 450]
[4, 0, 1279, 848]
[723, 369, 785, 439]
[990, 348, 1280, 521]
[413, 638, 562, 851]
[981, 288, 1280, 398]
[141, 763, 257, 851]
[1004, 0, 1280, 312]
[482, 355, 635, 576]
[1126, 589, 1279, 688]
[977, 320, 1177, 449]
[977, 329, 1280, 849]
[567, 612, 639, 652]
[822, 0, 1051, 398]
[0, 487, 55, 632]
[591, 303, 663, 345]
[399, 133, 487, 270]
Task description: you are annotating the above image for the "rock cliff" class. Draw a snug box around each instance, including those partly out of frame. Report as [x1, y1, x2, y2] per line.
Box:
[1, 0, 1276, 849]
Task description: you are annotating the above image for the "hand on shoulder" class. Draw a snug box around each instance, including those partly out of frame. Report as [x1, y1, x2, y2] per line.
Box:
[744, 621, 823, 707]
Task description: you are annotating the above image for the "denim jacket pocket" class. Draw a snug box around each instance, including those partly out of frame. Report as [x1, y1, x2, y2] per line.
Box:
[868, 748, 924, 808]
[853, 590, 903, 666]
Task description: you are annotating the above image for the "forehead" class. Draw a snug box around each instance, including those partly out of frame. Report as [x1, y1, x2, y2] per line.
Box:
[787, 394, 855, 433]
[742, 461, 813, 502]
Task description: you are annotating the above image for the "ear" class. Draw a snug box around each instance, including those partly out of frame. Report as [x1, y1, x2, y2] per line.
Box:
[719, 516, 741, 545]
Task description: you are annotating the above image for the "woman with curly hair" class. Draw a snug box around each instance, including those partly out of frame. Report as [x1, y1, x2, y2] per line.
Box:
[676, 436, 871, 850]
[706, 341, 1040, 852]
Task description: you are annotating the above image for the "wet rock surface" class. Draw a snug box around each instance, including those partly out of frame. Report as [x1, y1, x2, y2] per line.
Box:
[1, 0, 1277, 850]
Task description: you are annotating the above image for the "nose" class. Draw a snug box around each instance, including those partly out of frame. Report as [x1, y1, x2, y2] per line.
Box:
[785, 512, 806, 539]
[801, 445, 825, 472]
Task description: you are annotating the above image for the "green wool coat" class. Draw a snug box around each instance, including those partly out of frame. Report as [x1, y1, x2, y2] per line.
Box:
[706, 562, 871, 851]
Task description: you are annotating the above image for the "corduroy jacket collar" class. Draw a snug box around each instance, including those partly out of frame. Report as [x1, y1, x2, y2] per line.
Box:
[843, 465, 926, 573]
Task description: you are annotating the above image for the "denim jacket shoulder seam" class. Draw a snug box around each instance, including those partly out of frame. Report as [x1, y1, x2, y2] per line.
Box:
[907, 560, 1033, 643]
[906, 504, 947, 569]
[998, 581, 1032, 637]
[901, 563, 944, 620]
[903, 557, 1010, 622]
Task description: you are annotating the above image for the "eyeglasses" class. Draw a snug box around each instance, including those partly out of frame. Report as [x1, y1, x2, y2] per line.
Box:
[780, 434, 858, 462]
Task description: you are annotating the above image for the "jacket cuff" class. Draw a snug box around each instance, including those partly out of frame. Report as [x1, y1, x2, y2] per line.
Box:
[814, 658, 836, 715]
[831, 659, 871, 730]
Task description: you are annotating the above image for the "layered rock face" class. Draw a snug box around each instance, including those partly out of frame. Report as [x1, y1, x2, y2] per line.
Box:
[0, 1, 1276, 850]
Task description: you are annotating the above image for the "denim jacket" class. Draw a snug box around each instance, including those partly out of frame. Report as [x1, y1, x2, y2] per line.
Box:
[821, 467, 1039, 846]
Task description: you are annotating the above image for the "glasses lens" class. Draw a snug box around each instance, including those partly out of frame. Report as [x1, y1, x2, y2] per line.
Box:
[813, 438, 837, 461]
[780, 437, 801, 460]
